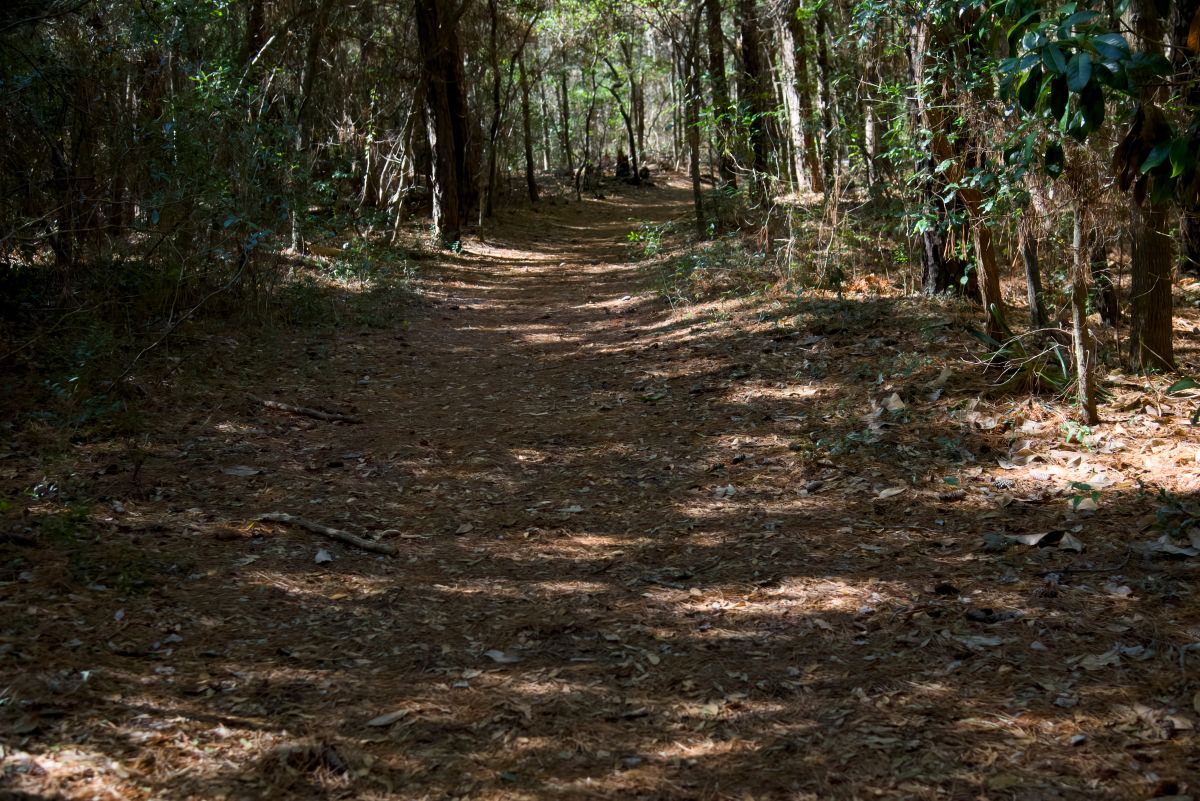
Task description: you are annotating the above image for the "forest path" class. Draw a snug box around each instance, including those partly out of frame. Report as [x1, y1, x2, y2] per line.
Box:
[6, 180, 1190, 801]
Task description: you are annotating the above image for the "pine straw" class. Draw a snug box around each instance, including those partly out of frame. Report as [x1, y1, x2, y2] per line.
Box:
[2, 180, 1199, 801]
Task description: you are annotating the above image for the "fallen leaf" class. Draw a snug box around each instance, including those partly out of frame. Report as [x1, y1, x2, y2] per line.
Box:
[483, 648, 521, 664]
[222, 465, 261, 477]
[365, 709, 409, 727]
[1078, 649, 1121, 671]
[557, 505, 584, 514]
[876, 486, 905, 500]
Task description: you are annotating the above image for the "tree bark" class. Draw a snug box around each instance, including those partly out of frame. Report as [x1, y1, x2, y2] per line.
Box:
[604, 54, 640, 185]
[705, 0, 736, 188]
[788, 8, 823, 193]
[686, 11, 706, 237]
[1129, 203, 1175, 370]
[518, 51, 539, 203]
[1019, 209, 1046, 331]
[1072, 207, 1099, 424]
[415, 0, 473, 245]
[814, 6, 835, 191]
[1127, 0, 1175, 370]
[775, 8, 807, 192]
[737, 0, 768, 198]
[558, 53, 574, 176]
[290, 0, 335, 253]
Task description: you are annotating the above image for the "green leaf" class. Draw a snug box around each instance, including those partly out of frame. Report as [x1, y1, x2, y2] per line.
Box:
[1169, 139, 1193, 179]
[1049, 75, 1068, 119]
[1061, 9, 1099, 31]
[1018, 65, 1042, 111]
[1066, 52, 1091, 91]
[1042, 43, 1068, 74]
[1080, 81, 1105, 131]
[1091, 32, 1130, 63]
[1140, 142, 1172, 174]
[1167, 377, 1200, 394]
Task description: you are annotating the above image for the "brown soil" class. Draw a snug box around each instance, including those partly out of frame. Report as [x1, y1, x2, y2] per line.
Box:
[2, 181, 1199, 801]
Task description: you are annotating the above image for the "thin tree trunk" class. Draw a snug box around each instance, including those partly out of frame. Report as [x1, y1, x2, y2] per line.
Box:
[518, 51, 539, 203]
[1019, 209, 1046, 330]
[814, 6, 835, 193]
[604, 55, 639, 185]
[1072, 207, 1099, 424]
[559, 54, 574, 176]
[484, 0, 502, 218]
[537, 77, 552, 171]
[290, 0, 335, 253]
[686, 12, 705, 238]
[1090, 226, 1119, 325]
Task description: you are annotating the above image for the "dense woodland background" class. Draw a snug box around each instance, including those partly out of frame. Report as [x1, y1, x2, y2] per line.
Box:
[1, 0, 1200, 419]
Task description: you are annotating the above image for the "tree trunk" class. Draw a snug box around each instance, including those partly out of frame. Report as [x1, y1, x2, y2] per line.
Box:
[1072, 207, 1099, 423]
[289, 0, 335, 253]
[519, 51, 539, 203]
[537, 77, 552, 171]
[907, 20, 950, 295]
[814, 6, 835, 192]
[737, 0, 768, 197]
[484, 0, 502, 218]
[1090, 227, 1119, 325]
[686, 12, 706, 238]
[1019, 209, 1046, 331]
[415, 0, 471, 245]
[604, 55, 640, 185]
[775, 10, 807, 192]
[705, 0, 736, 188]
[788, 9, 823, 193]
[1129, 203, 1175, 370]
[558, 54, 574, 176]
[1127, 0, 1174, 370]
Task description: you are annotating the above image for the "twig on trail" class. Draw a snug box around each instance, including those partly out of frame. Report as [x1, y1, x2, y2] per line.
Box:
[257, 512, 397, 555]
[252, 396, 362, 424]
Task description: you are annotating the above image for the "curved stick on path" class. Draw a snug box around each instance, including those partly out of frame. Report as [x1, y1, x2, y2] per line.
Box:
[252, 396, 362, 424]
[258, 512, 398, 555]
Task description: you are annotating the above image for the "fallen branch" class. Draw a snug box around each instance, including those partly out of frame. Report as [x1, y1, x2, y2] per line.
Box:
[252, 396, 362, 424]
[257, 512, 398, 555]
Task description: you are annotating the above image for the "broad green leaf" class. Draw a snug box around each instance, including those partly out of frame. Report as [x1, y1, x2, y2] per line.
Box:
[1140, 142, 1171, 174]
[1091, 32, 1130, 63]
[1080, 82, 1105, 131]
[1167, 378, 1200, 394]
[1061, 10, 1099, 30]
[1018, 65, 1042, 111]
[1169, 139, 1193, 179]
[1066, 52, 1091, 91]
[1049, 75, 1068, 118]
[1042, 43, 1068, 74]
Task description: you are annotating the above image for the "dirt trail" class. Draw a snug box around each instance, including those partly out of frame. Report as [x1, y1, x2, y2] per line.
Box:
[4, 182, 1198, 800]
